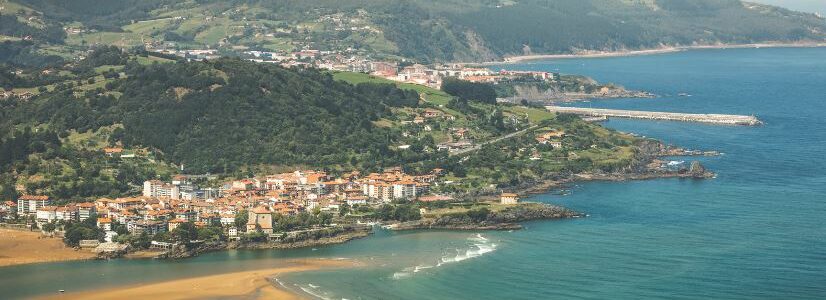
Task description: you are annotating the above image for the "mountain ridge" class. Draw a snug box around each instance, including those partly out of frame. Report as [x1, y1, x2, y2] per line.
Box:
[3, 0, 825, 62]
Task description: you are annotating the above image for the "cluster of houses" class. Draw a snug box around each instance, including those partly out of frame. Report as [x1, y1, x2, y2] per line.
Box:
[140, 41, 558, 93]
[535, 129, 566, 149]
[367, 62, 558, 89]
[7, 168, 448, 239]
[1, 90, 35, 100]
[150, 48, 222, 61]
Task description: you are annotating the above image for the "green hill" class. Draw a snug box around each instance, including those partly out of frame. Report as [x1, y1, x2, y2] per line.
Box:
[1, 47, 641, 201]
[5, 0, 826, 62]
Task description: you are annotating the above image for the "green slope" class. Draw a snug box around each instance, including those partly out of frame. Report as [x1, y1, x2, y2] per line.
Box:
[8, 0, 826, 62]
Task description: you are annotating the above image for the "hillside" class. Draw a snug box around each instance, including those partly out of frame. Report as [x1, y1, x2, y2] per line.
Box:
[3, 0, 825, 62]
[1, 47, 642, 201]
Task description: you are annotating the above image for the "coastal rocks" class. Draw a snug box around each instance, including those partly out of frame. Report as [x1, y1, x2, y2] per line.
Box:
[94, 242, 130, 260]
[153, 227, 372, 261]
[232, 228, 372, 250]
[393, 203, 583, 231]
[158, 241, 227, 259]
[686, 161, 714, 178]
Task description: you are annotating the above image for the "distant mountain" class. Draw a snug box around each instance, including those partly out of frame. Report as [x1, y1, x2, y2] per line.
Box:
[5, 0, 826, 62]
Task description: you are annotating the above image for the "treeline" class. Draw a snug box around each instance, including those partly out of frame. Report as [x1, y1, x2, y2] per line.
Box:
[441, 78, 497, 104]
[0, 41, 64, 68]
[16, 0, 172, 29]
[0, 13, 65, 43]
[0, 127, 61, 170]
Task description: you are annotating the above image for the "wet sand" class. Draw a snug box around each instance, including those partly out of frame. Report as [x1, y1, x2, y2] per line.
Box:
[37, 259, 356, 300]
[0, 228, 96, 267]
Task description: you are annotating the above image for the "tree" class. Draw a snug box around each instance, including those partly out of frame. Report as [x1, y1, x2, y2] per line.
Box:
[234, 210, 248, 229]
[197, 226, 225, 242]
[133, 231, 151, 249]
[441, 78, 497, 104]
[63, 221, 104, 246]
[318, 212, 333, 226]
[171, 222, 198, 243]
[339, 203, 350, 217]
[42, 222, 56, 233]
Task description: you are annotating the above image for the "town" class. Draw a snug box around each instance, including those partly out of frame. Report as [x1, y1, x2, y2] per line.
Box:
[148, 46, 557, 90]
[0, 167, 531, 256]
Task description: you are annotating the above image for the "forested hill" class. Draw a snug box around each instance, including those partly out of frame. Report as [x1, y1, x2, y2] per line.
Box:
[1, 46, 648, 201]
[115, 60, 424, 172]
[5, 0, 826, 62]
[0, 52, 422, 174]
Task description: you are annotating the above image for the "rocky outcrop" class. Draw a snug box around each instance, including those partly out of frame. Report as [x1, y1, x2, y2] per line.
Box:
[94, 242, 129, 260]
[157, 241, 227, 259]
[231, 227, 372, 250]
[687, 161, 714, 178]
[393, 203, 583, 231]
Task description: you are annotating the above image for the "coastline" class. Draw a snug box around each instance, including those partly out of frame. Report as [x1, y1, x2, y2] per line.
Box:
[481, 42, 826, 64]
[35, 259, 357, 300]
[0, 143, 712, 267]
[158, 226, 372, 260]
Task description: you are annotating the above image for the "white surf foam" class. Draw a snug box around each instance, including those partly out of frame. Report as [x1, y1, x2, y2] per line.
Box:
[392, 234, 497, 280]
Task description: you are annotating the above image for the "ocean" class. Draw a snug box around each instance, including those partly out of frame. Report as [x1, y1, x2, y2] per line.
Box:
[2, 47, 825, 299]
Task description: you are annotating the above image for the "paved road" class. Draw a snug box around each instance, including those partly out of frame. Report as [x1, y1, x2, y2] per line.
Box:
[449, 125, 539, 156]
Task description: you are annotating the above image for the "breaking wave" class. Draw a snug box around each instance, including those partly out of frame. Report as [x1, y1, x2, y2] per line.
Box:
[392, 234, 497, 280]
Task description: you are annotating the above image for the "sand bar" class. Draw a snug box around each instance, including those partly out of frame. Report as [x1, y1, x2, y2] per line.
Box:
[0, 228, 96, 267]
[37, 259, 356, 300]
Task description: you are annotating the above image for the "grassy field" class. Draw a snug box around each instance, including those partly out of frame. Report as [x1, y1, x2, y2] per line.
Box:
[331, 71, 462, 116]
[123, 18, 174, 35]
[135, 55, 175, 65]
[66, 32, 145, 47]
[504, 105, 557, 123]
[94, 65, 125, 74]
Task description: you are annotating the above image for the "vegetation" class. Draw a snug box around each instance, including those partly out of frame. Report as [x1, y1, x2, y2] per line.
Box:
[63, 214, 105, 246]
[6, 0, 826, 62]
[441, 78, 497, 105]
[2, 45, 647, 201]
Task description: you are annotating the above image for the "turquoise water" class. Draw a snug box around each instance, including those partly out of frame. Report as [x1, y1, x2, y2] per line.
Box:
[2, 47, 826, 299]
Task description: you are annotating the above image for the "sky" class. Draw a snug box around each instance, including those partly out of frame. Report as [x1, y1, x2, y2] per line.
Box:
[751, 0, 826, 14]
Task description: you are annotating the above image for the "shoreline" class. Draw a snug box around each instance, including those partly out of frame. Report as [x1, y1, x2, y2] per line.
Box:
[477, 42, 826, 64]
[35, 258, 357, 300]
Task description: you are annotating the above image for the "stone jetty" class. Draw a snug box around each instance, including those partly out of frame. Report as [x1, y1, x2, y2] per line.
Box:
[546, 106, 762, 126]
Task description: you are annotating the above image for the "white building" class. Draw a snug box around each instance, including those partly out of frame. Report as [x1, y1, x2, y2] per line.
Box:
[18, 195, 52, 216]
[143, 180, 180, 199]
[35, 206, 58, 223]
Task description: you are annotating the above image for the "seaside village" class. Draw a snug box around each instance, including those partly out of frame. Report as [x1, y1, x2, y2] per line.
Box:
[0, 168, 524, 250]
[148, 46, 557, 89]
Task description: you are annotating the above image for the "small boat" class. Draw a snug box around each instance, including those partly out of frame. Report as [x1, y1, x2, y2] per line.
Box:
[59, 290, 65, 293]
[678, 93, 691, 97]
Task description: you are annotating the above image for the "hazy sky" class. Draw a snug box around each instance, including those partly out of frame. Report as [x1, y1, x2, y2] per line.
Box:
[751, 0, 826, 14]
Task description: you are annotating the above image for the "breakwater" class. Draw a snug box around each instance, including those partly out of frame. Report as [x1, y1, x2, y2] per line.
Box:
[546, 106, 762, 126]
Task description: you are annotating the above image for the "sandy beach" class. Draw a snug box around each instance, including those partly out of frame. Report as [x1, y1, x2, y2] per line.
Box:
[0, 228, 96, 267]
[488, 42, 826, 64]
[37, 259, 356, 300]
